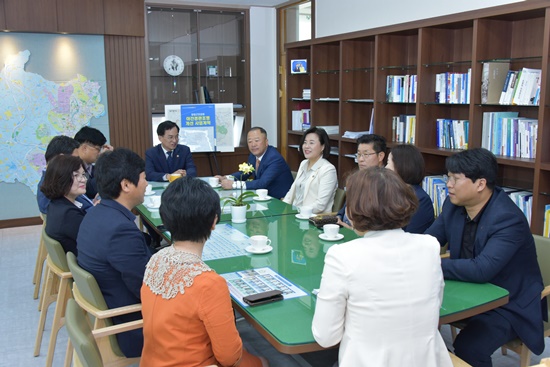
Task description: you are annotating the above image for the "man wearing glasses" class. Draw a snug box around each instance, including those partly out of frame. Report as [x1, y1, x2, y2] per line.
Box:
[74, 126, 114, 199]
[425, 148, 546, 367]
[336, 134, 386, 228]
[145, 120, 197, 182]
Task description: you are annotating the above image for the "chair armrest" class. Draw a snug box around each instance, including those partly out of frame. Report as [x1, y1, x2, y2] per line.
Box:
[92, 319, 143, 339]
[541, 285, 550, 299]
[440, 252, 450, 259]
[73, 285, 142, 319]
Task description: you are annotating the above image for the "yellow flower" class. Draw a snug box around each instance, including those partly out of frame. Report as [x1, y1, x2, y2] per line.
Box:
[239, 162, 255, 175]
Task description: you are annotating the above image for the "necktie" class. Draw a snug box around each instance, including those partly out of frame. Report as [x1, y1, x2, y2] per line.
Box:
[167, 151, 174, 172]
[255, 158, 260, 173]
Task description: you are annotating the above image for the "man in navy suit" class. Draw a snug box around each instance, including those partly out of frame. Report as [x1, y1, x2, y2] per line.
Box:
[425, 148, 546, 367]
[77, 148, 152, 358]
[145, 120, 197, 181]
[217, 127, 293, 199]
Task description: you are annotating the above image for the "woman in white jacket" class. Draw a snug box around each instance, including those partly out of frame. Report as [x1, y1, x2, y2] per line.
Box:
[312, 167, 452, 367]
[283, 127, 337, 214]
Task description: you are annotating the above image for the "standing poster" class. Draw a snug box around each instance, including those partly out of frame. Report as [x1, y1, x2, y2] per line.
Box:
[165, 103, 234, 152]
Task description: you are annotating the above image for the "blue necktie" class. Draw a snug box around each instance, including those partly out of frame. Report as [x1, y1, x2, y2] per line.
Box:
[167, 151, 174, 172]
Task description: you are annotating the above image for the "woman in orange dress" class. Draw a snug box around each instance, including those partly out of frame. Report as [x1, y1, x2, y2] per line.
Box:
[141, 177, 268, 367]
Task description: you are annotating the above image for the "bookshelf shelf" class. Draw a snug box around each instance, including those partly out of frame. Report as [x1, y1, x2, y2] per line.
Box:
[283, 1, 550, 233]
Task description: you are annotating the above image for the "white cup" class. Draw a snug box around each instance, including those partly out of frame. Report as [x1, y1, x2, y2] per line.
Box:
[150, 195, 161, 208]
[300, 206, 313, 218]
[250, 235, 272, 250]
[256, 189, 268, 199]
[145, 184, 153, 195]
[208, 177, 219, 187]
[323, 224, 340, 238]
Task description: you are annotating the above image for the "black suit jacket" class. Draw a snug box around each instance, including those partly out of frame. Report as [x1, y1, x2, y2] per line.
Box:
[145, 144, 197, 182]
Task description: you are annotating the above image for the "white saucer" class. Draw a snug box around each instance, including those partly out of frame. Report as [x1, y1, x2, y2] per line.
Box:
[144, 191, 155, 196]
[145, 203, 160, 210]
[319, 233, 344, 241]
[295, 213, 314, 220]
[253, 195, 272, 201]
[245, 245, 273, 254]
[210, 183, 221, 188]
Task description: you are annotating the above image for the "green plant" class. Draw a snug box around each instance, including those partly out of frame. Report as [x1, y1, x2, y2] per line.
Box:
[220, 162, 256, 209]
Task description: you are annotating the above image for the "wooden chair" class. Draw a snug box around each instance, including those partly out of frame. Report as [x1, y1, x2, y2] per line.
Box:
[331, 188, 346, 213]
[66, 251, 141, 367]
[530, 358, 550, 367]
[32, 213, 47, 301]
[34, 227, 73, 367]
[451, 235, 550, 367]
[65, 299, 142, 367]
[449, 352, 472, 366]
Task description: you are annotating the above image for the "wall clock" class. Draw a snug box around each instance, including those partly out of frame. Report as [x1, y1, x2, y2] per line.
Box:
[163, 55, 184, 76]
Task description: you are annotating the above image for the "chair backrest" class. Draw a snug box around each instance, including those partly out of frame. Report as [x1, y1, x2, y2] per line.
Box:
[42, 226, 69, 272]
[291, 170, 297, 180]
[534, 235, 550, 288]
[66, 299, 104, 367]
[332, 188, 346, 213]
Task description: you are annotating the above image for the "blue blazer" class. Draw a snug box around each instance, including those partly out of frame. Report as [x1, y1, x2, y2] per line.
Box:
[45, 197, 86, 256]
[232, 145, 294, 199]
[77, 199, 152, 357]
[37, 170, 93, 214]
[425, 186, 546, 354]
[145, 144, 197, 182]
[404, 184, 435, 234]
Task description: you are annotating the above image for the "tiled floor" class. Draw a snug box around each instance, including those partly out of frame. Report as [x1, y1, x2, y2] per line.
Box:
[1, 224, 548, 367]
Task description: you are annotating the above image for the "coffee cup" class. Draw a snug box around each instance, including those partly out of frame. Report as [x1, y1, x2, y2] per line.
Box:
[145, 184, 153, 195]
[323, 224, 340, 238]
[256, 189, 268, 199]
[150, 195, 161, 208]
[208, 177, 219, 187]
[169, 173, 182, 182]
[250, 235, 271, 250]
[300, 206, 313, 218]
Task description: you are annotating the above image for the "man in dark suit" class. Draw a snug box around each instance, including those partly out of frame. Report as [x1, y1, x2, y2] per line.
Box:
[77, 148, 152, 358]
[217, 127, 294, 199]
[145, 120, 197, 181]
[425, 148, 546, 367]
[74, 126, 113, 199]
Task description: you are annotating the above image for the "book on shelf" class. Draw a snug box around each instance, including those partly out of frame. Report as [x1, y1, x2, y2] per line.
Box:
[435, 70, 471, 104]
[342, 131, 371, 139]
[301, 109, 311, 130]
[292, 110, 302, 130]
[511, 67, 541, 106]
[302, 89, 311, 100]
[436, 119, 469, 150]
[386, 75, 417, 103]
[508, 190, 533, 225]
[422, 175, 448, 217]
[317, 125, 339, 135]
[481, 62, 510, 104]
[544, 204, 550, 238]
[481, 112, 538, 158]
[392, 115, 416, 144]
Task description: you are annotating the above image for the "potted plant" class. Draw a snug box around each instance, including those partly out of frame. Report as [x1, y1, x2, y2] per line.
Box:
[221, 162, 256, 223]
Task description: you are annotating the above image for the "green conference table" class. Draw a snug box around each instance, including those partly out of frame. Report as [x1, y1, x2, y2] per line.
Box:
[136, 204, 510, 354]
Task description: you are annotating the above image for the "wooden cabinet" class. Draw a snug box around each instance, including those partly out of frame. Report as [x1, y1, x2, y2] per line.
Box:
[283, 2, 550, 235]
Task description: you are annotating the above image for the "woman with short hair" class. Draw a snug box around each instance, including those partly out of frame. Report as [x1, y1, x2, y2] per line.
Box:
[312, 167, 451, 367]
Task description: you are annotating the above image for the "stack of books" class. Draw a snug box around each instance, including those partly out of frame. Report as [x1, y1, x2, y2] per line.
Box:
[302, 89, 311, 100]
[501, 68, 541, 105]
[317, 125, 339, 135]
[481, 111, 538, 159]
[422, 175, 448, 217]
[291, 108, 311, 131]
[436, 119, 469, 150]
[435, 69, 471, 104]
[505, 188, 533, 226]
[386, 75, 417, 103]
[391, 115, 416, 144]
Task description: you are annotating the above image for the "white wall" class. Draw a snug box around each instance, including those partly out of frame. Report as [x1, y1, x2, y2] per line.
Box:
[315, 0, 525, 38]
[249, 7, 278, 146]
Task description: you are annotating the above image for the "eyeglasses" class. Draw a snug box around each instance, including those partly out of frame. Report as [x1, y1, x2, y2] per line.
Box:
[85, 143, 101, 152]
[355, 152, 378, 160]
[73, 172, 89, 181]
[164, 134, 179, 141]
[443, 174, 465, 185]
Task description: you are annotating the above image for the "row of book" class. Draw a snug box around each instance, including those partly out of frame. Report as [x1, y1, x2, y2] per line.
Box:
[434, 70, 471, 104]
[291, 109, 311, 131]
[391, 115, 416, 144]
[422, 175, 532, 224]
[481, 61, 541, 105]
[436, 119, 469, 150]
[481, 111, 538, 159]
[386, 75, 417, 103]
[544, 205, 550, 237]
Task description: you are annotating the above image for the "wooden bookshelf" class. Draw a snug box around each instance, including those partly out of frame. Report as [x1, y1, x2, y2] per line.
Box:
[283, 0, 550, 235]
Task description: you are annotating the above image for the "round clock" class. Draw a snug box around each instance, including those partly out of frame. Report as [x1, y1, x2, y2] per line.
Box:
[163, 55, 184, 76]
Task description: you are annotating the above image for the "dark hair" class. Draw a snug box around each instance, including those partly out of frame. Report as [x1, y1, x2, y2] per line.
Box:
[299, 127, 331, 159]
[44, 136, 80, 163]
[357, 134, 387, 154]
[95, 148, 145, 200]
[41, 155, 84, 199]
[390, 144, 425, 185]
[346, 167, 418, 231]
[446, 148, 497, 189]
[74, 126, 107, 147]
[160, 177, 221, 243]
[157, 121, 179, 136]
[249, 127, 267, 138]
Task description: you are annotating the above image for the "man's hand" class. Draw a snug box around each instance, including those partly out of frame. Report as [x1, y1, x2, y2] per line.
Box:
[100, 144, 114, 154]
[220, 178, 234, 190]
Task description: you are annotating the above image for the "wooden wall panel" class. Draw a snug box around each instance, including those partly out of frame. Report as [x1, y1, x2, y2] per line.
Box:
[104, 35, 150, 157]
[104, 0, 144, 36]
[57, 0, 104, 34]
[0, 0, 6, 30]
[4, 0, 57, 32]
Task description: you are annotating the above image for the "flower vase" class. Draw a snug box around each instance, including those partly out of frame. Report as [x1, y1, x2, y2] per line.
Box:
[231, 205, 247, 223]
